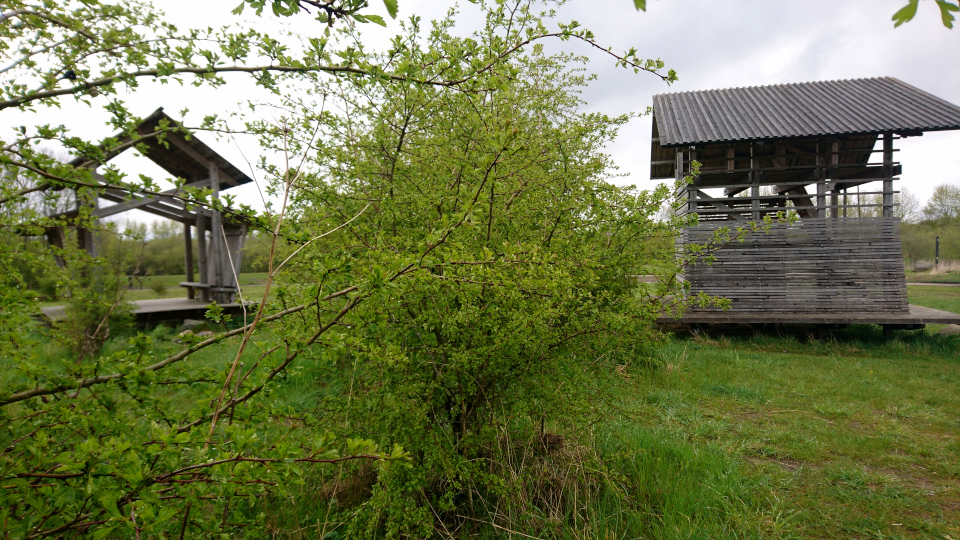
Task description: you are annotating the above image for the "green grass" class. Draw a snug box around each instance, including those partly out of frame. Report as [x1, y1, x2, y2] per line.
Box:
[600, 327, 960, 539]
[905, 270, 960, 284]
[907, 284, 960, 316]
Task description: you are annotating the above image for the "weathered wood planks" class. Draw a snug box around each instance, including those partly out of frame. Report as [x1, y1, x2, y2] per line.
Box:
[682, 217, 908, 313]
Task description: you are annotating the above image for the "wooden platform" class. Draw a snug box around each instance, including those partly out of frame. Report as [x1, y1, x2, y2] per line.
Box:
[658, 304, 960, 326]
[41, 298, 253, 324]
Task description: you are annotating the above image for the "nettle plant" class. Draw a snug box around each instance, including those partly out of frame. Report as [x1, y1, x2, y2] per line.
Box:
[0, 0, 704, 537]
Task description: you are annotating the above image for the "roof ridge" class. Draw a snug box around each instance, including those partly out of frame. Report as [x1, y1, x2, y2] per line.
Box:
[651, 76, 894, 99]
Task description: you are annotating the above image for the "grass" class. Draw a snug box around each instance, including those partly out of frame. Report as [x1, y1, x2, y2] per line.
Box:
[601, 326, 960, 539]
[907, 284, 960, 317]
[18, 276, 960, 538]
[38, 272, 271, 306]
[905, 261, 960, 284]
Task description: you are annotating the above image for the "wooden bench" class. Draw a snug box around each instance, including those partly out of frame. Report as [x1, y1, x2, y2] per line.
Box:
[179, 282, 210, 300]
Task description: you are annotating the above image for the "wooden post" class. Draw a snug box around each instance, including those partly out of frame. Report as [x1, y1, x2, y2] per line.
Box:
[816, 140, 826, 218]
[183, 221, 194, 299]
[750, 143, 760, 220]
[196, 211, 208, 302]
[830, 141, 840, 219]
[678, 148, 695, 215]
[45, 227, 67, 268]
[690, 147, 700, 216]
[75, 190, 100, 258]
[209, 163, 225, 303]
[883, 132, 894, 218]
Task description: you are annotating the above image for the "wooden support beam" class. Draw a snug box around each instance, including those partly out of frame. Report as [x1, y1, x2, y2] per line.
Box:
[774, 185, 815, 218]
[196, 211, 209, 302]
[45, 227, 67, 268]
[816, 141, 826, 218]
[830, 141, 840, 219]
[209, 163, 226, 302]
[695, 190, 745, 221]
[883, 133, 894, 218]
[183, 221, 194, 298]
[92, 178, 209, 219]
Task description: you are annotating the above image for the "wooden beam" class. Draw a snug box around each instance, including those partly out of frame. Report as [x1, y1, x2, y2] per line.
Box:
[183, 221, 194, 298]
[92, 178, 209, 219]
[883, 133, 894, 218]
[196, 211, 209, 301]
[694, 190, 745, 221]
[773, 185, 816, 219]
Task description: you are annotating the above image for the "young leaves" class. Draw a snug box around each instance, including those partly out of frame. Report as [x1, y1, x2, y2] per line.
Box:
[893, 0, 958, 28]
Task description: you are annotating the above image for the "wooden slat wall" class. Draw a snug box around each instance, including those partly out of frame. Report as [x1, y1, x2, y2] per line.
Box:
[682, 217, 908, 313]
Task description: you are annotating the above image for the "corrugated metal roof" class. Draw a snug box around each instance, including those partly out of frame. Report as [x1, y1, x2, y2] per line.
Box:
[653, 77, 960, 147]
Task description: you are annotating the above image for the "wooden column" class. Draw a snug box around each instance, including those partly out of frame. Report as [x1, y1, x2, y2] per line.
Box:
[816, 141, 826, 218]
[883, 133, 894, 218]
[689, 147, 700, 216]
[45, 227, 67, 268]
[750, 143, 759, 220]
[209, 163, 225, 303]
[678, 148, 695, 215]
[183, 221, 195, 299]
[830, 141, 840, 219]
[196, 211, 208, 301]
[75, 190, 100, 258]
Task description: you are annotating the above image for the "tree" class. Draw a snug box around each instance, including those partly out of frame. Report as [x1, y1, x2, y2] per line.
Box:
[0, 1, 686, 537]
[922, 183, 960, 222]
[857, 186, 921, 222]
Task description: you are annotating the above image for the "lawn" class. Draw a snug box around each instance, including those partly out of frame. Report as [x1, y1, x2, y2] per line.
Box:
[907, 284, 960, 317]
[905, 270, 960, 284]
[602, 325, 960, 539]
[16, 278, 960, 538]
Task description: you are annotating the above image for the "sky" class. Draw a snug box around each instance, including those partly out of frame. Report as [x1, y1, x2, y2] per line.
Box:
[4, 0, 960, 226]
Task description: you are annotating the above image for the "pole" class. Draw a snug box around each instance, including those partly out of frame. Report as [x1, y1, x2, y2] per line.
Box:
[936, 236, 940, 268]
[183, 221, 194, 299]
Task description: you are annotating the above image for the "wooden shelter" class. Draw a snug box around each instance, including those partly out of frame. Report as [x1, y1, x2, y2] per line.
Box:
[651, 77, 960, 325]
[41, 108, 254, 304]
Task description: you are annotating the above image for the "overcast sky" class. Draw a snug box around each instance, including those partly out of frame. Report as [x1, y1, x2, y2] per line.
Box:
[4, 0, 959, 225]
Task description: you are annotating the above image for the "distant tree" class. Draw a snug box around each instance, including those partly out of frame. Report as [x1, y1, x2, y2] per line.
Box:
[922, 183, 960, 222]
[858, 187, 921, 222]
[898, 187, 922, 223]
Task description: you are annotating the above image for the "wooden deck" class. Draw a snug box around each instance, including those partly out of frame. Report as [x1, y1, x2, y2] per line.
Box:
[658, 304, 960, 326]
[41, 298, 253, 324]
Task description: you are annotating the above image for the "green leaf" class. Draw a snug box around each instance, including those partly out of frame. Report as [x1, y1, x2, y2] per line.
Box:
[936, 0, 958, 28]
[892, 0, 919, 27]
[364, 14, 387, 26]
[633, 0, 646, 11]
[232, 2, 245, 15]
[99, 493, 123, 519]
[383, 0, 398, 18]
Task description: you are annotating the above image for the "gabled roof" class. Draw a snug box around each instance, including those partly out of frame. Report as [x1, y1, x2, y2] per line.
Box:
[652, 77, 960, 147]
[69, 107, 254, 188]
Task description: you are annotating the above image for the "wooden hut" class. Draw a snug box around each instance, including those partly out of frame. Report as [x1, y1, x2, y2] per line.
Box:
[40, 108, 254, 305]
[651, 77, 960, 327]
